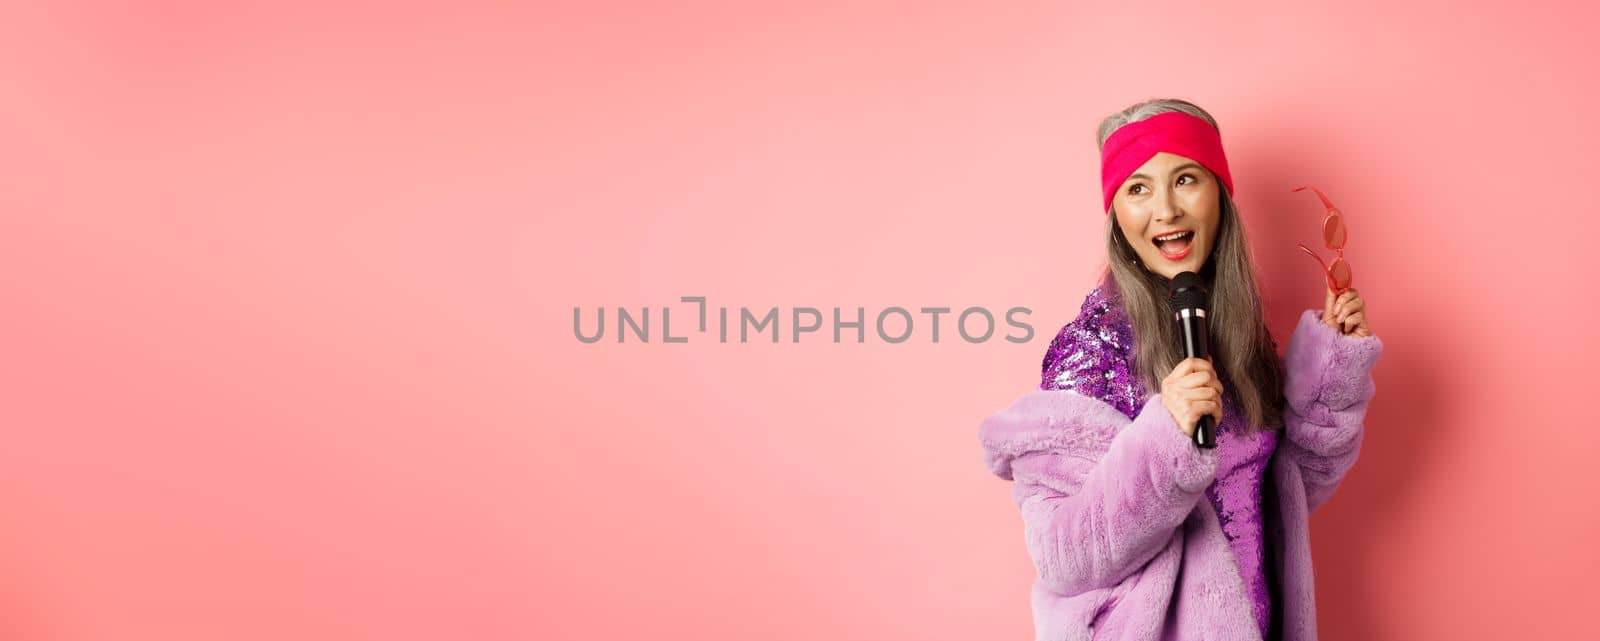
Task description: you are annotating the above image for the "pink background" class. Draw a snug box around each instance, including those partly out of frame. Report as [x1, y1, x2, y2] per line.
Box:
[3, 1, 1595, 639]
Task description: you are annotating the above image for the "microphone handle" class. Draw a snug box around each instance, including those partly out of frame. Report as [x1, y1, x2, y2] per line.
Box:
[1177, 309, 1219, 449]
[1194, 414, 1217, 449]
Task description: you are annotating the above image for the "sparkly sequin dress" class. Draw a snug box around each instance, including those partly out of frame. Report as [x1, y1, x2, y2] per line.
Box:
[1040, 277, 1279, 639]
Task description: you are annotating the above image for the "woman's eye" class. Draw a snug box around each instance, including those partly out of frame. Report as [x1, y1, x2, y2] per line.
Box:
[1179, 173, 1196, 185]
[1128, 184, 1145, 194]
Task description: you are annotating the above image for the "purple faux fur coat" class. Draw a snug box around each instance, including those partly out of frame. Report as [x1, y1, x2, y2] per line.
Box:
[979, 308, 1382, 641]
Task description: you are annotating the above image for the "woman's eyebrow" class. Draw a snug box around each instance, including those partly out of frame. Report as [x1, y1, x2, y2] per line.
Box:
[1127, 162, 1205, 182]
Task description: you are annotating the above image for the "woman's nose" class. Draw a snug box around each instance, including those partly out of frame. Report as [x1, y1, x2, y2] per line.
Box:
[1152, 192, 1183, 223]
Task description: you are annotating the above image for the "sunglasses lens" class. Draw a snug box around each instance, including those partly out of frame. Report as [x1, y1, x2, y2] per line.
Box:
[1323, 212, 1347, 250]
[1329, 259, 1352, 289]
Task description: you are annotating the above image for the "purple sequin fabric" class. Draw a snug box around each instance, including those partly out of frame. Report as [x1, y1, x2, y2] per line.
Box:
[1040, 279, 1279, 639]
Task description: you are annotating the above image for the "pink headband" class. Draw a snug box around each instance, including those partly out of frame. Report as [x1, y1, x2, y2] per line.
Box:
[1099, 111, 1234, 214]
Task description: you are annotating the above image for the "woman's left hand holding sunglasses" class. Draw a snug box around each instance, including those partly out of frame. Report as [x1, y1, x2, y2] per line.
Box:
[1323, 287, 1371, 337]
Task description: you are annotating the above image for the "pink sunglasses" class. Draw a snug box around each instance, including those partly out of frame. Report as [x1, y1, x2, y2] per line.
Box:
[1291, 185, 1352, 295]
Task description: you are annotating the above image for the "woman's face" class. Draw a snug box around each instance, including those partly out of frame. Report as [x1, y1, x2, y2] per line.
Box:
[1111, 151, 1222, 279]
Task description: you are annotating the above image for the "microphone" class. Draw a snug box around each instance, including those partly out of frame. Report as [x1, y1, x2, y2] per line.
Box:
[1168, 271, 1217, 449]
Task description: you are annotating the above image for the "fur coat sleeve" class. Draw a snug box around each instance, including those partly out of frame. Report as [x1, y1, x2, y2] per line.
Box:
[979, 388, 1219, 596]
[1279, 308, 1384, 513]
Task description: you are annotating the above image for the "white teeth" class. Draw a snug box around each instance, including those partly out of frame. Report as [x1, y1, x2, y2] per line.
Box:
[1155, 231, 1191, 242]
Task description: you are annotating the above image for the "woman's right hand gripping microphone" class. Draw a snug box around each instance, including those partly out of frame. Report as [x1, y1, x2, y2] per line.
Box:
[1160, 357, 1225, 440]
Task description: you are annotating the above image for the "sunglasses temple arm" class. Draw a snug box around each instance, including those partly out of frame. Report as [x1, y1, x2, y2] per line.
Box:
[1291, 185, 1338, 212]
[1296, 243, 1335, 281]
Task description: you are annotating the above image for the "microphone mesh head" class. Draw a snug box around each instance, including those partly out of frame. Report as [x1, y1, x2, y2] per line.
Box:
[1168, 271, 1208, 311]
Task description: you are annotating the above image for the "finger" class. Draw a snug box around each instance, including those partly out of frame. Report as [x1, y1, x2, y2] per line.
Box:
[1342, 311, 1365, 334]
[1178, 371, 1217, 389]
[1340, 310, 1359, 334]
[1325, 290, 1344, 328]
[1339, 300, 1363, 326]
[1331, 290, 1356, 316]
[1170, 359, 1193, 377]
[1175, 358, 1212, 376]
[1180, 385, 1220, 401]
[1324, 287, 1337, 322]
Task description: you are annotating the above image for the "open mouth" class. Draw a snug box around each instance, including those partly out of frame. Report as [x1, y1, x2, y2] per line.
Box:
[1153, 230, 1195, 259]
